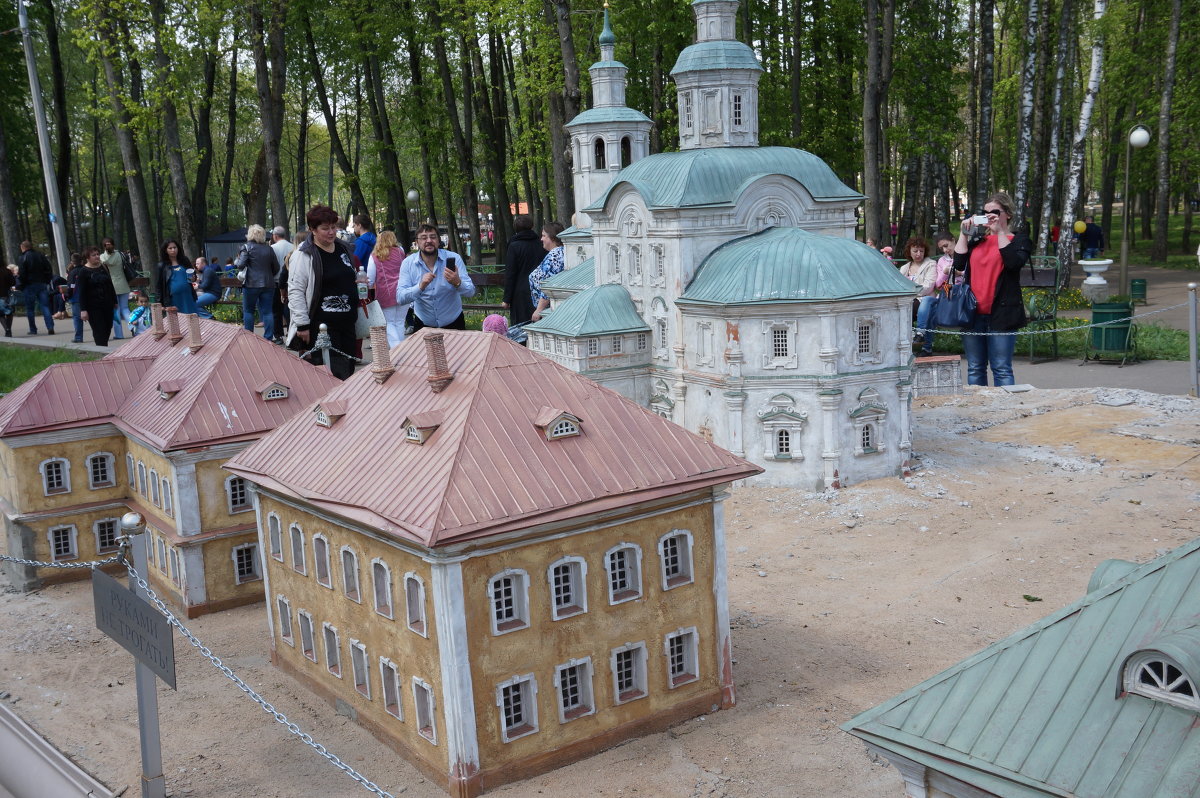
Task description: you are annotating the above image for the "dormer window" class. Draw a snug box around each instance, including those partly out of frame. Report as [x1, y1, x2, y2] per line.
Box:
[256, 381, 290, 401]
[534, 407, 582, 440]
[400, 412, 442, 445]
[1123, 648, 1200, 712]
[314, 400, 349, 428]
[158, 380, 184, 400]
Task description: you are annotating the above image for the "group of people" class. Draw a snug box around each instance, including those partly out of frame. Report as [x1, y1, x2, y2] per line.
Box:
[894, 191, 1032, 386]
[500, 214, 566, 326]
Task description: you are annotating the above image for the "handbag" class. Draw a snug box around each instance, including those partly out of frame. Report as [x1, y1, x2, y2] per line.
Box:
[121, 254, 138, 283]
[930, 281, 977, 328]
[354, 300, 384, 339]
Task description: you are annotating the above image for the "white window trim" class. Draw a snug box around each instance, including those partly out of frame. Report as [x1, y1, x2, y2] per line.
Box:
[495, 673, 540, 743]
[610, 642, 648, 705]
[488, 569, 531, 635]
[658, 529, 696, 591]
[268, 513, 283, 562]
[47, 524, 78, 561]
[126, 454, 136, 487]
[39, 457, 71, 496]
[547, 556, 588, 621]
[232, 542, 262, 585]
[851, 314, 884, 365]
[86, 452, 115, 490]
[371, 558, 394, 619]
[758, 396, 808, 462]
[323, 622, 342, 678]
[156, 536, 167, 571]
[553, 657, 596, 724]
[289, 524, 307, 575]
[277, 596, 294, 646]
[664, 627, 701, 688]
[350, 638, 370, 699]
[225, 474, 252, 514]
[149, 469, 160, 506]
[605, 543, 644, 605]
[161, 477, 173, 516]
[412, 677, 438, 744]
[312, 533, 332, 588]
[1124, 651, 1200, 711]
[297, 610, 316, 662]
[137, 462, 147, 495]
[380, 657, 404, 720]
[405, 572, 428, 637]
[93, 518, 121, 553]
[761, 320, 798, 369]
[340, 546, 362, 603]
[169, 548, 181, 588]
[849, 407, 888, 457]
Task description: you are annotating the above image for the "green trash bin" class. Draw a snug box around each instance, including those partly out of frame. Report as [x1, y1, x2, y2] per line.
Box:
[1091, 302, 1133, 352]
[1130, 278, 1147, 304]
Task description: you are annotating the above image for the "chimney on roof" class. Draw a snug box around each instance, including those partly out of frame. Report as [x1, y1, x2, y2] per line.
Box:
[423, 332, 453, 393]
[186, 313, 203, 353]
[368, 326, 394, 384]
[165, 308, 183, 343]
[150, 303, 166, 339]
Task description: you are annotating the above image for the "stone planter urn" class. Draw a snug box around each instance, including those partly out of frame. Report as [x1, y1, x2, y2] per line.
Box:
[1080, 258, 1114, 304]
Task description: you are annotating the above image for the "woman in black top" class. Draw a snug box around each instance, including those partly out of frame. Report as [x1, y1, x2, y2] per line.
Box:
[285, 204, 360, 380]
[79, 246, 118, 346]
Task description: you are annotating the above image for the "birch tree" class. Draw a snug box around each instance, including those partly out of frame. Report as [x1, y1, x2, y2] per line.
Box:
[1012, 0, 1041, 228]
[1150, 0, 1181, 262]
[1036, 0, 1074, 254]
[1060, 0, 1107, 258]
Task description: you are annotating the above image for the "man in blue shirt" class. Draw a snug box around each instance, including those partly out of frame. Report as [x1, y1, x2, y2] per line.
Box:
[396, 223, 475, 330]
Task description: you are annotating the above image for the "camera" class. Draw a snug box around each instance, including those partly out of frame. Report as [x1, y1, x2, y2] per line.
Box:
[966, 212, 989, 243]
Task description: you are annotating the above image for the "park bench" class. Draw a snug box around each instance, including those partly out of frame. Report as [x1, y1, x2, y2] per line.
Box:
[1021, 254, 1062, 363]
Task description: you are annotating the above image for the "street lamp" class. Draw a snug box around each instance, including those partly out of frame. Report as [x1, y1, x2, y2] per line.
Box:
[406, 188, 420, 239]
[1119, 124, 1152, 296]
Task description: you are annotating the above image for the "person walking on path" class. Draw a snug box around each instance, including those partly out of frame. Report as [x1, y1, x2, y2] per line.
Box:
[502, 214, 543, 325]
[0, 262, 15, 337]
[1078, 216, 1105, 260]
[16, 241, 54, 335]
[270, 226, 293, 341]
[367, 230, 410, 348]
[352, 215, 376, 271]
[100, 237, 131, 339]
[286, 204, 361, 379]
[238, 224, 277, 340]
[78, 246, 117, 346]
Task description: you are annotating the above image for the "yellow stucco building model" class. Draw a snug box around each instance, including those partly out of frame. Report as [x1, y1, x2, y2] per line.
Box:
[224, 329, 762, 796]
[0, 311, 339, 616]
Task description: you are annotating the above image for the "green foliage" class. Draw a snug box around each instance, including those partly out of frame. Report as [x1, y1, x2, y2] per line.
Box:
[0, 347, 102, 394]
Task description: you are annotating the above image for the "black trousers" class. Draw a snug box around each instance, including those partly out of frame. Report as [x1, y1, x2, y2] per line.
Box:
[409, 311, 466, 332]
[85, 306, 114, 346]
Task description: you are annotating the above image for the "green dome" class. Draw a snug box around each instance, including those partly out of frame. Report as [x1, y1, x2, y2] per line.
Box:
[566, 106, 652, 128]
[598, 7, 616, 45]
[671, 40, 763, 76]
[678, 227, 917, 306]
[585, 146, 862, 212]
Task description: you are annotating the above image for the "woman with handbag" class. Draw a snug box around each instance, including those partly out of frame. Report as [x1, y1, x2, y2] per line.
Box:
[367, 230, 409, 348]
[286, 204, 360, 380]
[899, 237, 939, 355]
[952, 191, 1032, 386]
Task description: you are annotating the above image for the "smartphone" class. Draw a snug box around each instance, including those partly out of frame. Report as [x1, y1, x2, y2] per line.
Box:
[445, 261, 457, 272]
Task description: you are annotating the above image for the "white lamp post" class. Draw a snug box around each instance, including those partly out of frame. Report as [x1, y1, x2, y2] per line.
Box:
[1119, 124, 1152, 296]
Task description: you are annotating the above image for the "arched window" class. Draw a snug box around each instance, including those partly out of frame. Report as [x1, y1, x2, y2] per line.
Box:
[593, 138, 606, 170]
[777, 429, 791, 455]
[621, 136, 632, 168]
[40, 457, 71, 496]
[1124, 651, 1200, 711]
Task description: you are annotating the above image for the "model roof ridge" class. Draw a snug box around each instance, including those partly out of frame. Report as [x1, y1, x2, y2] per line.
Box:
[0, 356, 158, 436]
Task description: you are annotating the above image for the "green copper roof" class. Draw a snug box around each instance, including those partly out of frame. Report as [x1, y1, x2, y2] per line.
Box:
[599, 6, 615, 45]
[844, 535, 1200, 798]
[525, 284, 647, 337]
[566, 106, 652, 128]
[541, 257, 595, 291]
[585, 147, 862, 211]
[677, 227, 915, 306]
[671, 40, 763, 76]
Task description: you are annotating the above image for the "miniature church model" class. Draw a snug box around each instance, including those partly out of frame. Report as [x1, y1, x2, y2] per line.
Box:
[529, 0, 919, 490]
[223, 328, 762, 797]
[0, 310, 340, 616]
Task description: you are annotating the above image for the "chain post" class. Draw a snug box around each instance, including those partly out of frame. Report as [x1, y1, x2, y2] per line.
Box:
[1189, 283, 1198, 397]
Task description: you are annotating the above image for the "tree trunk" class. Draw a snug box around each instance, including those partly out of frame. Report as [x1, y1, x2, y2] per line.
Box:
[296, 81, 308, 227]
[220, 47, 238, 232]
[1150, 0, 1180, 262]
[190, 37, 218, 241]
[1012, 0, 1040, 229]
[363, 48, 409, 248]
[467, 25, 511, 260]
[1060, 0, 1106, 257]
[974, 0, 995, 210]
[541, 0, 575, 221]
[149, 0, 199, 259]
[250, 0, 288, 229]
[427, 7, 479, 262]
[37, 0, 73, 248]
[862, 0, 884, 243]
[0, 114, 24, 264]
[1036, 0, 1073, 255]
[550, 0, 581, 123]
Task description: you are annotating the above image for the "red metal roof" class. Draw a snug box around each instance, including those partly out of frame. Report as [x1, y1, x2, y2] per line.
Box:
[225, 328, 762, 548]
[0, 319, 341, 450]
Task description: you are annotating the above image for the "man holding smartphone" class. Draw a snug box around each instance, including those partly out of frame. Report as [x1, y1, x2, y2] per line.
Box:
[396, 222, 476, 330]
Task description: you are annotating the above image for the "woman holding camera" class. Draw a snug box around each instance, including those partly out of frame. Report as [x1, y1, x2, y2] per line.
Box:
[953, 191, 1032, 386]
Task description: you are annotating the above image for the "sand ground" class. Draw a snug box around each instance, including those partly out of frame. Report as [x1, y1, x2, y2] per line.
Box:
[1, 385, 1198, 798]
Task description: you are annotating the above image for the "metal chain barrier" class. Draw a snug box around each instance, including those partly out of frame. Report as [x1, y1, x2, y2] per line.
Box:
[0, 549, 397, 798]
[297, 325, 370, 365]
[916, 300, 1190, 337]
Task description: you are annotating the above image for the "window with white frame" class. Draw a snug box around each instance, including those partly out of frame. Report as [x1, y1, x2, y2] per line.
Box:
[608, 244, 621, 282]
[732, 92, 743, 127]
[489, 570, 530, 634]
[413, 678, 437, 743]
[611, 642, 648, 704]
[169, 548, 181, 587]
[637, 333, 648, 351]
[161, 478, 173, 516]
[862, 425, 874, 451]
[323, 623, 341, 677]
[496, 674, 539, 742]
[290, 524, 306, 574]
[350, 640, 370, 698]
[762, 320, 798, 369]
[851, 315, 883, 364]
[94, 518, 119, 553]
[40, 458, 70, 496]
[592, 137, 605, 170]
[380, 658, 403, 719]
[126, 454, 135, 487]
[87, 453, 115, 489]
[277, 596, 293, 645]
[298, 611, 316, 661]
[549, 418, 579, 439]
[695, 320, 715, 367]
[372, 560, 392, 618]
[772, 327, 788, 358]
[611, 335, 622, 353]
[554, 658, 595, 723]
[857, 322, 871, 354]
[588, 338, 599, 356]
[682, 91, 694, 131]
[405, 574, 427, 636]
[48, 525, 77, 561]
[156, 536, 167, 571]
[341, 548, 361, 602]
[606, 544, 643, 604]
[628, 246, 642, 285]
[233, 543, 261, 584]
[548, 556, 587, 620]
[137, 462, 147, 495]
[313, 534, 331, 586]
[268, 515, 283, 561]
[650, 244, 666, 287]
[757, 394, 807, 461]
[1124, 651, 1200, 711]
[226, 476, 251, 513]
[849, 390, 887, 456]
[659, 530, 695, 590]
[149, 469, 160, 505]
[665, 628, 700, 687]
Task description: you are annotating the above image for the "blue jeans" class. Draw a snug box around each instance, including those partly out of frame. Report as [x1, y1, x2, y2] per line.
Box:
[242, 286, 274, 339]
[1082, 247, 1100, 259]
[196, 292, 219, 319]
[112, 292, 129, 338]
[961, 314, 1016, 386]
[23, 283, 53, 332]
[915, 296, 936, 348]
[71, 300, 83, 340]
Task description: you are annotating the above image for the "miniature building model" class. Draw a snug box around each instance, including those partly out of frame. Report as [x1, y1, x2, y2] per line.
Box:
[532, 0, 919, 489]
[844, 537, 1200, 798]
[224, 329, 761, 797]
[0, 312, 340, 616]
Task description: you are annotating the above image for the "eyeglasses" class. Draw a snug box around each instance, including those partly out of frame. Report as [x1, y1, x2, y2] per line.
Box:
[983, 208, 1004, 216]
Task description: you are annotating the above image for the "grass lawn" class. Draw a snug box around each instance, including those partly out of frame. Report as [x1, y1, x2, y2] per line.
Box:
[0, 346, 102, 394]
